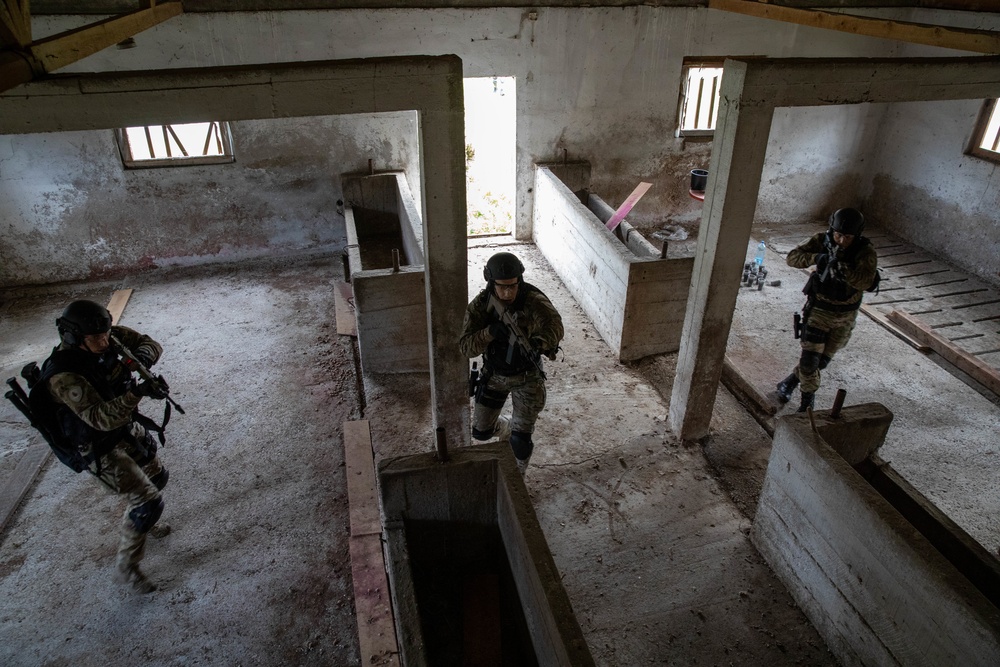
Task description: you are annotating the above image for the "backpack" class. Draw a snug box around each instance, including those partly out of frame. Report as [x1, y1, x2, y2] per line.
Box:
[6, 357, 124, 473]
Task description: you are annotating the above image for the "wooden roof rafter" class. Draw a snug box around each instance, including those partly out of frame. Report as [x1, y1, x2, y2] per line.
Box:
[1, 0, 32, 48]
[709, 0, 1000, 54]
[0, 0, 183, 94]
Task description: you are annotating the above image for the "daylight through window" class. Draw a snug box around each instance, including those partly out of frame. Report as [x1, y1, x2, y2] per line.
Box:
[678, 62, 724, 136]
[118, 121, 235, 168]
[973, 99, 1000, 157]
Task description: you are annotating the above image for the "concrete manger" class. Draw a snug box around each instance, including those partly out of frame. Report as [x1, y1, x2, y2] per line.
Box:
[533, 164, 693, 362]
[753, 404, 1000, 666]
[343, 171, 427, 373]
[378, 445, 595, 667]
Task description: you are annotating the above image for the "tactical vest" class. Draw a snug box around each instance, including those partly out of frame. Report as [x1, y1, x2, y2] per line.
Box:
[30, 348, 132, 472]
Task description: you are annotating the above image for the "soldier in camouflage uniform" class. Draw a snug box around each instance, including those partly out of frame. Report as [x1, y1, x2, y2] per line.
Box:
[40, 300, 172, 594]
[776, 208, 879, 412]
[460, 252, 564, 475]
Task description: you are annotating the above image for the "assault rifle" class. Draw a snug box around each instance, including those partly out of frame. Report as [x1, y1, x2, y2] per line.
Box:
[486, 293, 547, 379]
[111, 334, 185, 414]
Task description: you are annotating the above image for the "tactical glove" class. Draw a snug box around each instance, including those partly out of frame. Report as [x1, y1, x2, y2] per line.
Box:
[488, 321, 509, 341]
[134, 349, 157, 368]
[814, 253, 830, 273]
[133, 379, 168, 400]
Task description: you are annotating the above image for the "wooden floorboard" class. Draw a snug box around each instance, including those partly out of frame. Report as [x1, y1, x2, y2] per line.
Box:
[0, 443, 50, 536]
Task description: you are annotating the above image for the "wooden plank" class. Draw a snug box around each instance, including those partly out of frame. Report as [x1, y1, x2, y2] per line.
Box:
[343, 419, 381, 537]
[106, 288, 132, 325]
[0, 442, 50, 535]
[0, 0, 27, 47]
[349, 534, 401, 667]
[29, 3, 183, 73]
[708, 0, 1000, 54]
[343, 418, 400, 666]
[888, 309, 1000, 396]
[859, 303, 930, 352]
[334, 281, 357, 337]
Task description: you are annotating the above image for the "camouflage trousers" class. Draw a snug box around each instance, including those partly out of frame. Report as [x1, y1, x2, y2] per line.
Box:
[472, 368, 547, 438]
[87, 424, 165, 573]
[795, 306, 859, 394]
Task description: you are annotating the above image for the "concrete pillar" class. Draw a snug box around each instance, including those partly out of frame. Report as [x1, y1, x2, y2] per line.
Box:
[669, 60, 773, 441]
[0, 56, 471, 452]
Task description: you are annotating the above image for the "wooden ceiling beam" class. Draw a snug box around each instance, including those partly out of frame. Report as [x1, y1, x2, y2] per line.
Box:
[709, 0, 1000, 54]
[0, 1, 182, 93]
[1, 0, 29, 48]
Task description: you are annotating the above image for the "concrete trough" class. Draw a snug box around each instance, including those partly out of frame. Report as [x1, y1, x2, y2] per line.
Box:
[752, 404, 1000, 666]
[343, 171, 427, 373]
[378, 445, 595, 667]
[533, 164, 693, 362]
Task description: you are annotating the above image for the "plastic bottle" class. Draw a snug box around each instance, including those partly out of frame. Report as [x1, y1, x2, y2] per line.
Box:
[753, 241, 766, 267]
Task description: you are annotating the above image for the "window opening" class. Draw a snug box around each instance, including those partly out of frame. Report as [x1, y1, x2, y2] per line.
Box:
[678, 60, 724, 137]
[117, 121, 235, 168]
[968, 99, 1000, 163]
[464, 76, 515, 236]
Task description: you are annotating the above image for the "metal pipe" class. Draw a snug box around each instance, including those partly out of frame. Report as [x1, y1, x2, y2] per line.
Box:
[660, 240, 669, 259]
[435, 427, 449, 462]
[392, 248, 401, 273]
[831, 388, 847, 419]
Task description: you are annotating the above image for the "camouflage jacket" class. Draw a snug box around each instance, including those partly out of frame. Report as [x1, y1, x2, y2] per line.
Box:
[459, 282, 564, 375]
[787, 231, 878, 311]
[45, 325, 162, 434]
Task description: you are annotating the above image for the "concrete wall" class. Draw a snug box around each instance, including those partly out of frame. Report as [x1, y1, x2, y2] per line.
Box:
[344, 173, 428, 374]
[857, 10, 1000, 285]
[378, 446, 595, 667]
[0, 112, 421, 286]
[534, 166, 693, 361]
[27, 7, 899, 244]
[753, 406, 1000, 667]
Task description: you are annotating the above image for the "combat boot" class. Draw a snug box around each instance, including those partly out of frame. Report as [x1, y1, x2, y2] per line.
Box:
[775, 373, 799, 403]
[116, 565, 157, 594]
[149, 523, 172, 539]
[797, 392, 815, 413]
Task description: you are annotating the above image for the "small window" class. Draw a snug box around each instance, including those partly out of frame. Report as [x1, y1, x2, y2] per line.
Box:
[117, 121, 235, 168]
[678, 60, 725, 137]
[968, 99, 1000, 163]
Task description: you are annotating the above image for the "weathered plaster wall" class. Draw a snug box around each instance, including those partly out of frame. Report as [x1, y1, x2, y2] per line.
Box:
[0, 113, 420, 285]
[756, 104, 889, 225]
[866, 99, 1000, 285]
[857, 10, 1000, 285]
[30, 7, 896, 243]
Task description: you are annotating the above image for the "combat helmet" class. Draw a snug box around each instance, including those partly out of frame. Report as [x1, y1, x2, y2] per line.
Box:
[483, 252, 525, 283]
[56, 300, 112, 346]
[829, 208, 865, 237]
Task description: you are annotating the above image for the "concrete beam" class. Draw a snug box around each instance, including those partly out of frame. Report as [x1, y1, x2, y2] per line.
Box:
[669, 55, 1000, 441]
[0, 56, 470, 453]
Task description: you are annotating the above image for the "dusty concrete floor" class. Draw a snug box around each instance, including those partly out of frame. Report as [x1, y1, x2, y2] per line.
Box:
[2, 227, 996, 665]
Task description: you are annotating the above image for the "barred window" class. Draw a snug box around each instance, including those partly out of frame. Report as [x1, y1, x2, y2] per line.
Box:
[678, 60, 724, 137]
[117, 121, 235, 168]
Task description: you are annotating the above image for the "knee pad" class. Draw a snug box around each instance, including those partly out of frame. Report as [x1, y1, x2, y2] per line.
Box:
[129, 497, 164, 534]
[509, 431, 533, 461]
[799, 350, 823, 375]
[472, 427, 493, 441]
[149, 468, 169, 491]
[818, 355, 832, 371]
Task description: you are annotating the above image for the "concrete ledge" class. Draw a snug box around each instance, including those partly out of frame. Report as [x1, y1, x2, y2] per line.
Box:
[533, 165, 693, 362]
[344, 172, 428, 374]
[378, 445, 595, 666]
[752, 405, 1000, 666]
